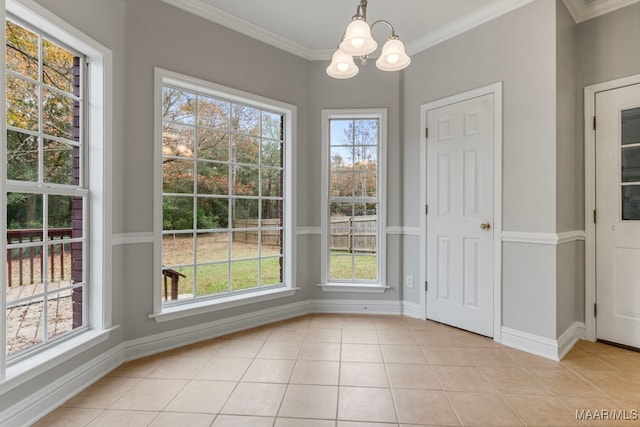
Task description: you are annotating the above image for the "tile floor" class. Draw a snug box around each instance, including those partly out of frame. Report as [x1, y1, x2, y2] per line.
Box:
[34, 314, 640, 426]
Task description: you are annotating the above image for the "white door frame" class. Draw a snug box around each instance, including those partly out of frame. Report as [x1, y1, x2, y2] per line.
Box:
[584, 73, 640, 342]
[419, 82, 503, 341]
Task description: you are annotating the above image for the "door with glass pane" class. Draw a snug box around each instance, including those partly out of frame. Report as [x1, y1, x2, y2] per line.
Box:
[595, 84, 640, 348]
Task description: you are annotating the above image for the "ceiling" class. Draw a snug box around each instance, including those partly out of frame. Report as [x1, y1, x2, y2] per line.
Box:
[162, 0, 640, 60]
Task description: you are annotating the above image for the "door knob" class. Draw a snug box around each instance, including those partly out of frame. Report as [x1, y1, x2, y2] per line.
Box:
[480, 222, 491, 231]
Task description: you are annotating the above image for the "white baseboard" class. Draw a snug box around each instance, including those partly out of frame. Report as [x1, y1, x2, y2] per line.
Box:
[557, 321, 586, 360]
[125, 300, 310, 360]
[501, 322, 586, 361]
[1, 345, 123, 427]
[403, 301, 423, 319]
[501, 327, 560, 361]
[308, 299, 402, 315]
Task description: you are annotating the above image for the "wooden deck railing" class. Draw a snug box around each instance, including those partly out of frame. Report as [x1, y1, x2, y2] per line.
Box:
[6, 228, 73, 287]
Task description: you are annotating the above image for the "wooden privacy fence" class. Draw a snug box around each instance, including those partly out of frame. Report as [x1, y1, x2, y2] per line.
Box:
[6, 228, 73, 287]
[232, 219, 282, 245]
[330, 215, 377, 253]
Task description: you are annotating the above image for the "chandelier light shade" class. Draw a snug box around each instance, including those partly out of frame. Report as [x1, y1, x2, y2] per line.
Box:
[326, 49, 360, 79]
[339, 19, 377, 56]
[376, 38, 411, 71]
[328, 0, 410, 79]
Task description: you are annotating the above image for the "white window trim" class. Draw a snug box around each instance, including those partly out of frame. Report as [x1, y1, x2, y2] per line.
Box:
[0, 0, 113, 384]
[319, 109, 387, 292]
[152, 68, 297, 320]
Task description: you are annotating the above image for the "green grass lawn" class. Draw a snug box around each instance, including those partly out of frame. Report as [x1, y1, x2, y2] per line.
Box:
[163, 235, 378, 299]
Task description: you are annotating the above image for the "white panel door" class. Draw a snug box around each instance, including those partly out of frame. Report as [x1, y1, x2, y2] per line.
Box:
[596, 84, 640, 348]
[426, 94, 494, 337]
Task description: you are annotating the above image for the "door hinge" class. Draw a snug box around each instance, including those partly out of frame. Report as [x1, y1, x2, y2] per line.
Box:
[593, 209, 597, 224]
[425, 127, 429, 139]
[593, 116, 596, 131]
[425, 281, 428, 291]
[425, 204, 429, 215]
[594, 303, 597, 317]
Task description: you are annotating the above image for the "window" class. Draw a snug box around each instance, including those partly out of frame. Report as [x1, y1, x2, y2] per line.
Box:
[321, 109, 387, 291]
[1, 0, 111, 382]
[154, 69, 295, 316]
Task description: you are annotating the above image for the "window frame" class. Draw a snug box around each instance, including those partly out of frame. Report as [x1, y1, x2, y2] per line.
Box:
[320, 109, 388, 293]
[152, 68, 296, 321]
[0, 0, 113, 387]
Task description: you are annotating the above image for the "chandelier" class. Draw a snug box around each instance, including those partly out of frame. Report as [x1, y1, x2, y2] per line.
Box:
[327, 0, 411, 79]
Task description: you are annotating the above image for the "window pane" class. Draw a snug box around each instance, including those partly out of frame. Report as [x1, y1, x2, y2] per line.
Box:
[197, 197, 228, 229]
[231, 235, 258, 260]
[354, 172, 377, 197]
[231, 260, 259, 291]
[48, 195, 81, 235]
[198, 129, 229, 162]
[354, 256, 377, 281]
[163, 266, 193, 300]
[261, 140, 282, 167]
[233, 199, 259, 222]
[353, 214, 377, 254]
[622, 185, 640, 220]
[163, 159, 194, 194]
[6, 20, 38, 80]
[329, 254, 352, 281]
[44, 140, 75, 185]
[6, 245, 43, 291]
[232, 104, 259, 136]
[262, 111, 282, 140]
[196, 232, 229, 263]
[7, 297, 44, 357]
[330, 202, 353, 218]
[262, 169, 282, 198]
[261, 257, 282, 286]
[197, 162, 229, 195]
[163, 87, 195, 124]
[330, 171, 354, 197]
[622, 146, 640, 183]
[330, 119, 352, 146]
[43, 88, 75, 140]
[7, 130, 38, 182]
[163, 196, 193, 231]
[331, 146, 353, 169]
[262, 200, 282, 222]
[47, 240, 76, 286]
[261, 230, 282, 255]
[233, 166, 259, 196]
[47, 289, 76, 339]
[8, 192, 43, 232]
[42, 38, 77, 94]
[622, 107, 640, 146]
[198, 96, 230, 130]
[233, 135, 260, 165]
[163, 123, 194, 158]
[163, 233, 194, 266]
[7, 73, 39, 131]
[196, 263, 228, 297]
[353, 120, 378, 145]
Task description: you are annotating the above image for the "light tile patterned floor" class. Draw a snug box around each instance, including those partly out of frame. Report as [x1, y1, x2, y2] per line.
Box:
[34, 314, 640, 426]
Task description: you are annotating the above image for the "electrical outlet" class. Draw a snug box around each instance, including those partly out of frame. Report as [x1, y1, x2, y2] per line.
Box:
[405, 275, 414, 289]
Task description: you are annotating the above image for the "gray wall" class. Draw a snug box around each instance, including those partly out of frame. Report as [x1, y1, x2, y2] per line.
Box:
[1, 0, 127, 413]
[555, 0, 584, 337]
[121, 0, 314, 341]
[306, 62, 403, 301]
[401, 0, 559, 338]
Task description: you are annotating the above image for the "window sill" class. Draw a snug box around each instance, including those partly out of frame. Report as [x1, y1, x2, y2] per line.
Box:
[318, 283, 390, 293]
[150, 287, 299, 323]
[1, 326, 119, 395]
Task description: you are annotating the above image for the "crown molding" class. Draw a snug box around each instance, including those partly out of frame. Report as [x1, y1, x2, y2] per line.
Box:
[563, 0, 640, 23]
[405, 0, 536, 56]
[162, 0, 541, 62]
[161, 0, 315, 60]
